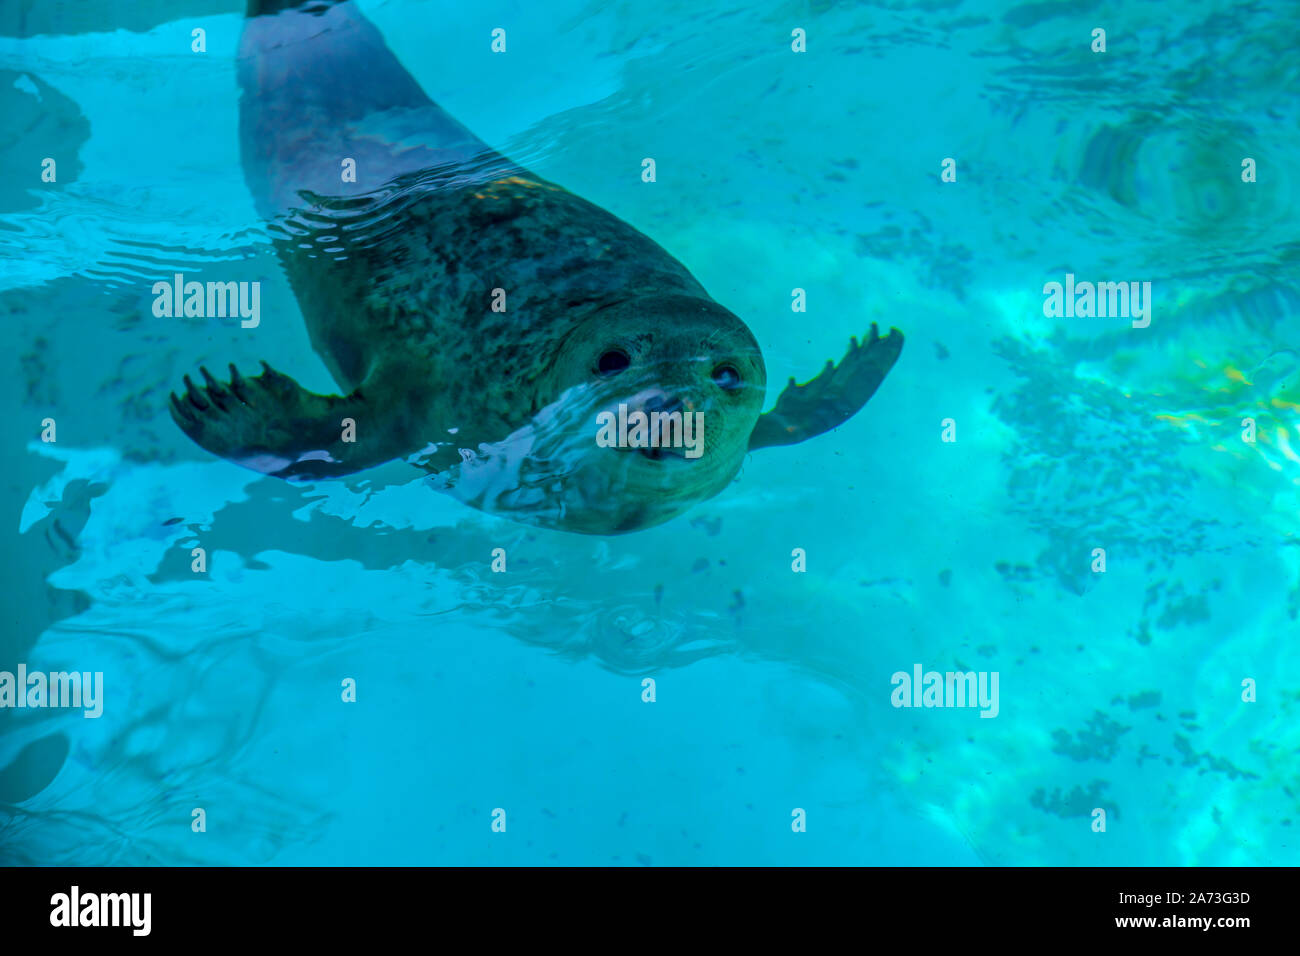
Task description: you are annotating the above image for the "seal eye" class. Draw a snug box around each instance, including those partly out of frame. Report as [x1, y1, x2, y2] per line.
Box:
[598, 349, 631, 376]
[711, 364, 742, 391]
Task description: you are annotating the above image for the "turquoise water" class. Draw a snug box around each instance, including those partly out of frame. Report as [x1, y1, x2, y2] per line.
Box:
[1, 0, 1297, 865]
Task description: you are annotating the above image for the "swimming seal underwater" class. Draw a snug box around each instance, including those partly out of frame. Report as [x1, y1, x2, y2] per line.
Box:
[169, 0, 904, 535]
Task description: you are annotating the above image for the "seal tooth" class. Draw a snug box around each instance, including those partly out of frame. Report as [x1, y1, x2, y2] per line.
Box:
[183, 374, 210, 411]
[200, 366, 229, 411]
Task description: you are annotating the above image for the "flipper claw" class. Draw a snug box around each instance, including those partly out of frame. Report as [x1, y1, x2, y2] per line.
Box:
[200, 366, 230, 411]
[228, 363, 250, 404]
[170, 391, 196, 425]
[183, 374, 209, 411]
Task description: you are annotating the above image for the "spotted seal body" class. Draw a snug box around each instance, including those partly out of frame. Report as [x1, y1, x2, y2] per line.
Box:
[170, 0, 903, 534]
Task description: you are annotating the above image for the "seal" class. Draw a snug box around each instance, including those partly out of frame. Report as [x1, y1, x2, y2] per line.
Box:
[169, 0, 904, 534]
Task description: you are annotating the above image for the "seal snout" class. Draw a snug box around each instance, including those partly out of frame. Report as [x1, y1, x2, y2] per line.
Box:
[611, 387, 687, 419]
[636, 392, 685, 460]
[643, 392, 684, 417]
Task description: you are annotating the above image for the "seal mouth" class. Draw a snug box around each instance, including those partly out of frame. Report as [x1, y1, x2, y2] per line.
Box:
[636, 445, 693, 462]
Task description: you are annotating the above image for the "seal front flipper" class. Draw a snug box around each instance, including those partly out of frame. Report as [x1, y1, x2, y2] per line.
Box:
[748, 323, 904, 450]
[169, 361, 415, 480]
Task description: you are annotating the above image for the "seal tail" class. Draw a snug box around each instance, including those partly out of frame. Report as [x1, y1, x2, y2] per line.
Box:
[238, 0, 519, 218]
[245, 0, 340, 17]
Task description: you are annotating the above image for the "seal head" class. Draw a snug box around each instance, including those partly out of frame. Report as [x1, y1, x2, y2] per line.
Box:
[529, 293, 766, 533]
